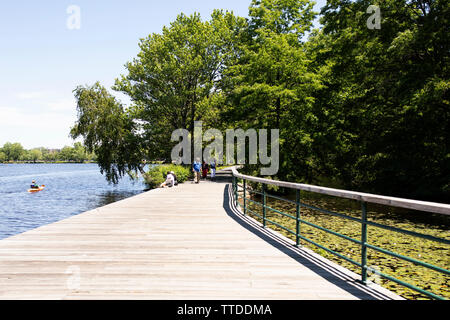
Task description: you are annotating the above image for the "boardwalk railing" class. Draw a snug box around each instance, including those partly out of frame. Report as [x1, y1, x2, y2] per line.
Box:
[230, 168, 450, 300]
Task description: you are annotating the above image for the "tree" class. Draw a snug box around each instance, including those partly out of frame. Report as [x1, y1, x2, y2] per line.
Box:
[221, 0, 320, 180]
[72, 142, 88, 163]
[2, 142, 25, 161]
[59, 146, 75, 161]
[310, 0, 450, 200]
[71, 83, 145, 183]
[72, 11, 245, 183]
[43, 150, 58, 162]
[29, 149, 43, 163]
[113, 11, 246, 160]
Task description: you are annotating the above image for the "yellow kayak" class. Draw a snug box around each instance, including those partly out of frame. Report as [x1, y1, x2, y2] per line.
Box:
[28, 185, 45, 193]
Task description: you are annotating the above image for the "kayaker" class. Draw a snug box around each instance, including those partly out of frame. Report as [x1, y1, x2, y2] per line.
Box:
[30, 180, 40, 189]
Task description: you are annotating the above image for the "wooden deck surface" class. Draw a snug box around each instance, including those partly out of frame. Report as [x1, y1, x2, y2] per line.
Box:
[0, 178, 402, 300]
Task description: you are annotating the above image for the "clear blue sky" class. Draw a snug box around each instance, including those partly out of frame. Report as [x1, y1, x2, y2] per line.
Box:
[0, 0, 327, 149]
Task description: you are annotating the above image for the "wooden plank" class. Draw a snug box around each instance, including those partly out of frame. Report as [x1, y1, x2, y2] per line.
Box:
[0, 179, 402, 300]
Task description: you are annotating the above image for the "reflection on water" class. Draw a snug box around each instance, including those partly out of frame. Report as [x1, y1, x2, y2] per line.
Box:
[0, 163, 146, 240]
[95, 191, 140, 208]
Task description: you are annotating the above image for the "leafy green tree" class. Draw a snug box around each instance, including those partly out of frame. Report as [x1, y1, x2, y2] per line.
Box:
[43, 150, 58, 162]
[310, 0, 449, 200]
[72, 142, 87, 163]
[2, 142, 25, 161]
[71, 83, 145, 183]
[59, 146, 76, 162]
[0, 151, 6, 163]
[72, 11, 245, 183]
[248, 0, 316, 36]
[29, 149, 43, 163]
[221, 0, 320, 180]
[114, 11, 246, 160]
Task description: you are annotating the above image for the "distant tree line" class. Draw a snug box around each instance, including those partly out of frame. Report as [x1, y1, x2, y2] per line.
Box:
[70, 0, 448, 201]
[0, 142, 96, 163]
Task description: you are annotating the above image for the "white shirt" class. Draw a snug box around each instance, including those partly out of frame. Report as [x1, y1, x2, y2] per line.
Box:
[166, 174, 175, 186]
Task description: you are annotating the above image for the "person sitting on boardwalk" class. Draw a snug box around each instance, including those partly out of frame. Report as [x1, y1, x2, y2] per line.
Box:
[193, 159, 202, 184]
[170, 171, 178, 186]
[160, 172, 175, 188]
[30, 180, 40, 189]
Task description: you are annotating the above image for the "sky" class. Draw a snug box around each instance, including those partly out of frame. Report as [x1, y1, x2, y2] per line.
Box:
[0, 0, 327, 149]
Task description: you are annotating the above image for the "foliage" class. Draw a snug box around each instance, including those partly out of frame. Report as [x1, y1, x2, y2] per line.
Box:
[1, 142, 25, 161]
[143, 165, 191, 189]
[0, 142, 94, 163]
[70, 0, 448, 202]
[221, 0, 321, 182]
[305, 0, 450, 201]
[27, 149, 42, 163]
[70, 82, 145, 183]
[113, 11, 247, 161]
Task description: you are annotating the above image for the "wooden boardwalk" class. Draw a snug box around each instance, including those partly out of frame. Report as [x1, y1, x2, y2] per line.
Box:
[0, 178, 401, 300]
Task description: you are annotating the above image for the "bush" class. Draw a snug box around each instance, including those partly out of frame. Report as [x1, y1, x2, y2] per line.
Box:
[144, 165, 191, 189]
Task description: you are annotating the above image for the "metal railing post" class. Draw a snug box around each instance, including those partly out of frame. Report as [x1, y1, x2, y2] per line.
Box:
[361, 201, 368, 284]
[235, 177, 239, 208]
[262, 184, 267, 228]
[296, 190, 301, 247]
[243, 179, 247, 216]
[233, 176, 236, 205]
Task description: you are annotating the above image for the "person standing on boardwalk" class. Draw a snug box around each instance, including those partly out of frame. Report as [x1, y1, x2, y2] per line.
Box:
[202, 161, 209, 179]
[210, 159, 217, 180]
[193, 158, 202, 184]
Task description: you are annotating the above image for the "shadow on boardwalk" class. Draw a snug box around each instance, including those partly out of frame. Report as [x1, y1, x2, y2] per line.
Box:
[221, 184, 401, 300]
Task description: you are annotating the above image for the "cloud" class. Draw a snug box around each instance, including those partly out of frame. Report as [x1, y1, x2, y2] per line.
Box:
[0, 106, 76, 128]
[16, 91, 52, 100]
[6, 91, 77, 115]
[46, 99, 77, 112]
[0, 91, 77, 148]
[15, 91, 76, 111]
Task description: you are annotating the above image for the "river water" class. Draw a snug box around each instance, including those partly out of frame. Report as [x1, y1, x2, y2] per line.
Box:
[0, 163, 147, 240]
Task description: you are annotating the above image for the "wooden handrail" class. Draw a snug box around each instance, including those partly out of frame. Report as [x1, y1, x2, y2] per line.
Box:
[231, 168, 450, 215]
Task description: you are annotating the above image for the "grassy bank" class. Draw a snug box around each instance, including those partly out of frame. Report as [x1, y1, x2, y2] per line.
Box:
[240, 190, 449, 300]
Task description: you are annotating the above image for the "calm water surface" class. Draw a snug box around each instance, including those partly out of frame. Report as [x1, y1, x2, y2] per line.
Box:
[0, 163, 147, 240]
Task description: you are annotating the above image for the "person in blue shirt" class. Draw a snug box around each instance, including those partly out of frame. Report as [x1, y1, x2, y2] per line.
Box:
[193, 158, 202, 184]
